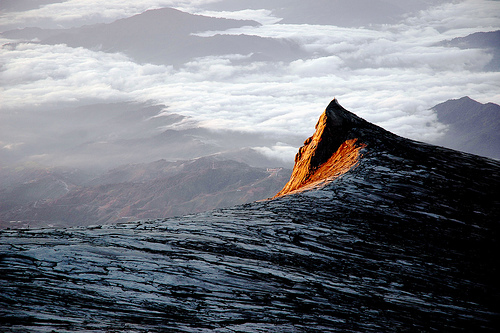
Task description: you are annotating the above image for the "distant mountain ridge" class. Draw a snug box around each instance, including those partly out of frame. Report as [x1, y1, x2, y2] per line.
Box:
[440, 30, 500, 71]
[0, 156, 291, 229]
[432, 96, 500, 160]
[2, 7, 305, 65]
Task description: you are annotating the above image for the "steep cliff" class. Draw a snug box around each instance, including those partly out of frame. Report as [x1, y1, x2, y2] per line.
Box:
[275, 99, 369, 197]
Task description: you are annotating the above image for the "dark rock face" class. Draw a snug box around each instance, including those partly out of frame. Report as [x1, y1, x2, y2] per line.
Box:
[1, 101, 499, 332]
[296, 99, 365, 168]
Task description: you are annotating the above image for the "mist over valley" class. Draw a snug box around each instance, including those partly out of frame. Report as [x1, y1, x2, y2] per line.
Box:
[1, 3, 500, 330]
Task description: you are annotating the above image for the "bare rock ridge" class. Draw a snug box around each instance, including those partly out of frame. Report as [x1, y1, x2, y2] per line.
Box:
[274, 98, 464, 198]
[1, 100, 500, 332]
[275, 99, 371, 197]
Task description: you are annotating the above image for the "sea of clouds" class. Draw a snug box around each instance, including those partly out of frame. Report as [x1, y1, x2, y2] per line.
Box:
[1, 0, 499, 166]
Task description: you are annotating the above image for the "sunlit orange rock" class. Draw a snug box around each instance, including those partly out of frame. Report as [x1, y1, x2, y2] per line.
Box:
[274, 99, 367, 198]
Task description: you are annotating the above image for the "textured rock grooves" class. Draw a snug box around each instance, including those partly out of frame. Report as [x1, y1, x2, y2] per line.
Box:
[274, 99, 367, 198]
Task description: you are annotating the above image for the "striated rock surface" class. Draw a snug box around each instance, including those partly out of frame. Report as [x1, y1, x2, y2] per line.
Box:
[1, 99, 499, 332]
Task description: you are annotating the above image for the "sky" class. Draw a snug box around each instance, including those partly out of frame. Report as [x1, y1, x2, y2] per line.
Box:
[1, 0, 499, 168]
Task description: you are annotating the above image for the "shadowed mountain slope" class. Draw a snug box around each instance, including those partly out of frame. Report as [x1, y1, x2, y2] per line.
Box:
[432, 96, 500, 159]
[1, 100, 499, 332]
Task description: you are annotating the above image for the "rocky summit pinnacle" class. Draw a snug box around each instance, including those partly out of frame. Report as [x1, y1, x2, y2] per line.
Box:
[1, 99, 500, 332]
[274, 99, 369, 197]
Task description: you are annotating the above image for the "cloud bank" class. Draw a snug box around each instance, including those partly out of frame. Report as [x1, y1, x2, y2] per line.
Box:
[0, 0, 221, 28]
[1, 0, 499, 166]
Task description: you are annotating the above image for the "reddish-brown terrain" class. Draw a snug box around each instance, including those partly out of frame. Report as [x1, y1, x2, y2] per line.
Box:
[0, 157, 290, 229]
[274, 99, 366, 198]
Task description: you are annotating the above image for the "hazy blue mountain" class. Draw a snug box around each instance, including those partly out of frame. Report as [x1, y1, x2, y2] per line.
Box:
[0, 98, 296, 230]
[0, 166, 92, 217]
[2, 7, 306, 66]
[0, 156, 291, 229]
[440, 30, 500, 71]
[1, 100, 498, 331]
[432, 96, 500, 160]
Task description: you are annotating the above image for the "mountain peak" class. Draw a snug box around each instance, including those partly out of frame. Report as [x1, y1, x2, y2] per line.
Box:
[274, 99, 368, 197]
[431, 96, 500, 159]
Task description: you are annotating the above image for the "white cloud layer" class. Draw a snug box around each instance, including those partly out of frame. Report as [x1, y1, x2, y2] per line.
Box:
[1, 0, 500, 164]
[253, 143, 299, 163]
